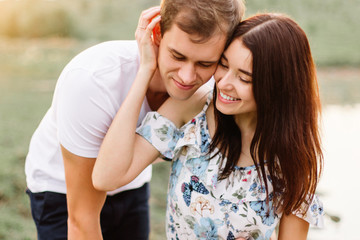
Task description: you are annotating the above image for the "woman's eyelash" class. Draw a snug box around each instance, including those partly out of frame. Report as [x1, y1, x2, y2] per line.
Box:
[240, 77, 251, 84]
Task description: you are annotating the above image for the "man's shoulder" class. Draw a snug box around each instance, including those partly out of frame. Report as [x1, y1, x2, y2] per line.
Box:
[56, 40, 140, 106]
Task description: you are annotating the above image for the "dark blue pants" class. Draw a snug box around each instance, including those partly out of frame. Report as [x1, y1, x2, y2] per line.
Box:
[26, 183, 150, 240]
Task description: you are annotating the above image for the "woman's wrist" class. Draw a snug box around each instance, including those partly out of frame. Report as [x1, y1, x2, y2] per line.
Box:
[137, 64, 157, 80]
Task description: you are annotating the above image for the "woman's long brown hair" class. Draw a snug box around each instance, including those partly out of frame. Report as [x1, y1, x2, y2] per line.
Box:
[210, 13, 323, 215]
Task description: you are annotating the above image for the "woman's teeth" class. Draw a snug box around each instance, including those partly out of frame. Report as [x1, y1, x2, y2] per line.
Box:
[220, 91, 240, 101]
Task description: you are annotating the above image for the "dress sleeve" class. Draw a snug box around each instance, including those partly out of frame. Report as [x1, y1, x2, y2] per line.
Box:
[293, 194, 324, 228]
[136, 112, 182, 160]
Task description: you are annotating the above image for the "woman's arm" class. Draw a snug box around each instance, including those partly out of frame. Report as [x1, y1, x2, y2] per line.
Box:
[92, 13, 162, 191]
[92, 83, 209, 191]
[278, 213, 309, 240]
[92, 6, 210, 191]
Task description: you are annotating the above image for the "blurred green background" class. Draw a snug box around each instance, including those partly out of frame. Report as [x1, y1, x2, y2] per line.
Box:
[0, 0, 359, 239]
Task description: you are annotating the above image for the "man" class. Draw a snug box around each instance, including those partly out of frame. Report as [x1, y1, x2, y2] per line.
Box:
[25, 0, 244, 239]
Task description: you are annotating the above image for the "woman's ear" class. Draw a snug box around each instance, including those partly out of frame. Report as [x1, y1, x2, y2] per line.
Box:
[152, 22, 161, 46]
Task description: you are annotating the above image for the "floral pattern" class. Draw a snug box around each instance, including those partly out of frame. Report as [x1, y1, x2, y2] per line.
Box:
[136, 92, 324, 239]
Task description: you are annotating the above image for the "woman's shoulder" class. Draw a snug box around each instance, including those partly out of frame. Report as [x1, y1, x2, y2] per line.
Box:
[158, 85, 212, 128]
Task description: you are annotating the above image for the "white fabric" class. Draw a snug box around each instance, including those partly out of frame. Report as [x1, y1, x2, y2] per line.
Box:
[25, 40, 152, 195]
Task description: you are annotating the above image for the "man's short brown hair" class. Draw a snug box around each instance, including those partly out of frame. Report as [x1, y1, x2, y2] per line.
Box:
[160, 0, 245, 43]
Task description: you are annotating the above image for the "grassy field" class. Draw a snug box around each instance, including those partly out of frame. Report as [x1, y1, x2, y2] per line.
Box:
[0, 0, 359, 239]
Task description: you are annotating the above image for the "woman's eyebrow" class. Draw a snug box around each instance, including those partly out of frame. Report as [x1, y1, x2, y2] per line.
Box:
[238, 68, 252, 77]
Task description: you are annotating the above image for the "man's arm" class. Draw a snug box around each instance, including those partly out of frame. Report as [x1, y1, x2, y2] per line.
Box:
[278, 213, 309, 240]
[61, 145, 106, 240]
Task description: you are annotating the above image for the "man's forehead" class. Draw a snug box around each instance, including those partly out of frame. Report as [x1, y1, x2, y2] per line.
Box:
[163, 24, 226, 46]
[161, 23, 227, 61]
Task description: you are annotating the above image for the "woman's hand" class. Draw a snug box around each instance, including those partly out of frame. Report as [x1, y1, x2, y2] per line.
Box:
[135, 6, 161, 73]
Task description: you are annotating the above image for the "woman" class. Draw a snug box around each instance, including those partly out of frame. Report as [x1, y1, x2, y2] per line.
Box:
[93, 13, 324, 239]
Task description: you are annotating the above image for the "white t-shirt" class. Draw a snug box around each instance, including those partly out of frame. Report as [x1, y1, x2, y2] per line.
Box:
[25, 40, 152, 195]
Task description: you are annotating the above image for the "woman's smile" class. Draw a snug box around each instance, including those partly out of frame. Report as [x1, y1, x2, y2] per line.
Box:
[218, 90, 241, 102]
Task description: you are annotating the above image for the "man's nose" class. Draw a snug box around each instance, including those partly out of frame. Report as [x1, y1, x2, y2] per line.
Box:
[178, 63, 196, 85]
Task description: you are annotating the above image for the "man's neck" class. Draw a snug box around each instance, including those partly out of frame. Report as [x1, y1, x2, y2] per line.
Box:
[146, 70, 169, 110]
[146, 89, 169, 111]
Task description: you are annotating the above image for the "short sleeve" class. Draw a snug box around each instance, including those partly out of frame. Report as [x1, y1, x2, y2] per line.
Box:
[57, 69, 114, 158]
[136, 112, 182, 160]
[293, 194, 324, 228]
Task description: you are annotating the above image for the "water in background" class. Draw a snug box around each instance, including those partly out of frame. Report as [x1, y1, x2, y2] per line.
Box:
[309, 104, 360, 240]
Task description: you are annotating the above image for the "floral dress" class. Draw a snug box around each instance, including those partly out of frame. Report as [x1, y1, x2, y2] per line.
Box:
[136, 93, 324, 240]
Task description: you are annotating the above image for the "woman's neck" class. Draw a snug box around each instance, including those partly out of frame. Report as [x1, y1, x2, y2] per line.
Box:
[234, 112, 257, 135]
[235, 113, 257, 160]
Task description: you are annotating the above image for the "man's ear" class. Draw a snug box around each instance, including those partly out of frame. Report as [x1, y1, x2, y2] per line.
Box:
[152, 22, 162, 46]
